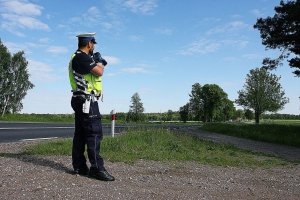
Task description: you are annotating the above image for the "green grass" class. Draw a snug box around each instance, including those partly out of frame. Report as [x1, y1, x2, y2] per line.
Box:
[0, 114, 111, 123]
[261, 119, 300, 125]
[202, 122, 300, 147]
[23, 128, 289, 168]
[0, 114, 75, 123]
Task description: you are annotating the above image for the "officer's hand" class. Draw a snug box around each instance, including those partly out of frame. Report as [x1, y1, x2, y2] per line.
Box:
[101, 58, 107, 66]
[93, 52, 107, 66]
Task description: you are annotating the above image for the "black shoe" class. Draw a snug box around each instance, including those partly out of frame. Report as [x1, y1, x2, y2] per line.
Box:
[73, 167, 89, 176]
[89, 169, 115, 181]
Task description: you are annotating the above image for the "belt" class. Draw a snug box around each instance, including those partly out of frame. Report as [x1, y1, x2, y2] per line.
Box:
[72, 94, 87, 99]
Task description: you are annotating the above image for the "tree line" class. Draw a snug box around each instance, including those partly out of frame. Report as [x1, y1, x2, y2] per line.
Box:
[0, 40, 34, 116]
[1, 1, 299, 122]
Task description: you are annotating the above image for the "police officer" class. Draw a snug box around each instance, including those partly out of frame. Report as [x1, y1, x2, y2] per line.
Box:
[69, 32, 114, 181]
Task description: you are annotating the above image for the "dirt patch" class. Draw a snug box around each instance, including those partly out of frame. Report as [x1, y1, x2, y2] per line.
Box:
[0, 141, 299, 199]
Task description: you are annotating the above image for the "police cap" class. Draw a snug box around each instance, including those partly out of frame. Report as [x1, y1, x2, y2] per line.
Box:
[76, 32, 97, 44]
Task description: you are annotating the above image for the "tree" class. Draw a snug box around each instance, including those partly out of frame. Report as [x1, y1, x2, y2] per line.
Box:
[254, 0, 300, 77]
[127, 92, 144, 122]
[0, 40, 34, 116]
[183, 83, 235, 122]
[166, 110, 173, 121]
[200, 84, 228, 122]
[236, 68, 289, 124]
[244, 109, 254, 120]
[234, 109, 244, 121]
[179, 103, 189, 123]
[189, 83, 203, 121]
[218, 98, 235, 122]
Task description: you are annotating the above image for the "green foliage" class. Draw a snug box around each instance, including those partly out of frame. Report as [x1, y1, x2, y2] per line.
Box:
[0, 113, 75, 123]
[236, 68, 289, 124]
[127, 92, 145, 122]
[184, 83, 235, 122]
[262, 113, 300, 120]
[23, 128, 288, 167]
[201, 84, 229, 122]
[0, 40, 34, 116]
[24, 139, 73, 155]
[202, 122, 300, 147]
[179, 103, 189, 122]
[254, 0, 300, 76]
[189, 83, 203, 121]
[244, 109, 254, 120]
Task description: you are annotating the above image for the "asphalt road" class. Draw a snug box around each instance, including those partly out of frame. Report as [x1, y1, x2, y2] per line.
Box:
[0, 121, 201, 143]
[0, 122, 120, 143]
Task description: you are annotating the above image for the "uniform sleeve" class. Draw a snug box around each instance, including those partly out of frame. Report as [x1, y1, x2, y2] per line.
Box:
[72, 53, 97, 75]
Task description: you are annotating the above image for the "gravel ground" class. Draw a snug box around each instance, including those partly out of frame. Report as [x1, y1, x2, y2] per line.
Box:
[0, 141, 299, 200]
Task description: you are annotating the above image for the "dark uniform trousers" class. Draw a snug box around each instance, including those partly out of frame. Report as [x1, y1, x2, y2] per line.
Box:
[71, 96, 105, 171]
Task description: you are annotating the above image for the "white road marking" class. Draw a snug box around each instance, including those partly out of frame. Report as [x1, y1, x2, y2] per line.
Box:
[20, 137, 59, 142]
[0, 127, 73, 130]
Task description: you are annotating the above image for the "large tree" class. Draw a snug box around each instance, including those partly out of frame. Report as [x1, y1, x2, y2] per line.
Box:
[200, 84, 228, 122]
[127, 92, 144, 122]
[184, 83, 234, 122]
[217, 98, 235, 122]
[179, 103, 190, 123]
[254, 0, 300, 76]
[0, 40, 34, 116]
[188, 83, 203, 121]
[236, 68, 289, 124]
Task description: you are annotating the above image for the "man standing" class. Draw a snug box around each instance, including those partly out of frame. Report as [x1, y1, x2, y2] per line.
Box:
[68, 32, 114, 181]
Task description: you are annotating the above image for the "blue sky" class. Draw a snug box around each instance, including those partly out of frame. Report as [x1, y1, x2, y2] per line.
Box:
[0, 0, 299, 115]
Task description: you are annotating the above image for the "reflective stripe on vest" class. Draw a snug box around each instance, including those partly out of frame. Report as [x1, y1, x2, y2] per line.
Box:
[68, 53, 102, 96]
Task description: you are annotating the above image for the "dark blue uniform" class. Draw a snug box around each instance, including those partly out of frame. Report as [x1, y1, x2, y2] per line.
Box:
[71, 50, 105, 172]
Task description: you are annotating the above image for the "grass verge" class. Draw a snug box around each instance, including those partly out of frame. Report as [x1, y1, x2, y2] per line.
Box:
[0, 114, 112, 123]
[23, 128, 289, 168]
[0, 114, 75, 123]
[201, 122, 300, 147]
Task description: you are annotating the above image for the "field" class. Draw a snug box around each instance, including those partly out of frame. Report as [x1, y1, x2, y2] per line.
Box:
[202, 122, 300, 147]
[0, 113, 112, 123]
[261, 119, 300, 125]
[22, 128, 289, 168]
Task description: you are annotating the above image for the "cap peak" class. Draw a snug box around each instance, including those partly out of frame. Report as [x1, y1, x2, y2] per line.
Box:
[76, 32, 96, 37]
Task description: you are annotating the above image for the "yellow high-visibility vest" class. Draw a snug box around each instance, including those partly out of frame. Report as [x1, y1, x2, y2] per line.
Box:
[68, 53, 102, 96]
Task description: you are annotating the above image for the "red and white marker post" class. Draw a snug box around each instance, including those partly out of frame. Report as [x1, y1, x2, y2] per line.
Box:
[110, 109, 116, 137]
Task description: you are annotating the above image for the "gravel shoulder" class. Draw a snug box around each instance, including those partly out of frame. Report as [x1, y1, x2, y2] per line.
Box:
[182, 127, 300, 161]
[0, 141, 299, 200]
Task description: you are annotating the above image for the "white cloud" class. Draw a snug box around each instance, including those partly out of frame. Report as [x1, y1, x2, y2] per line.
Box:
[201, 17, 221, 23]
[222, 39, 249, 49]
[0, 0, 50, 34]
[121, 67, 148, 74]
[179, 37, 249, 56]
[1, 13, 49, 30]
[3, 41, 27, 54]
[28, 59, 59, 82]
[250, 9, 266, 18]
[46, 46, 68, 54]
[1, 0, 43, 16]
[179, 39, 221, 55]
[206, 21, 250, 35]
[68, 6, 122, 32]
[70, 6, 102, 26]
[123, 0, 157, 14]
[39, 38, 50, 44]
[129, 35, 144, 42]
[242, 53, 263, 60]
[154, 28, 173, 36]
[103, 56, 121, 65]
